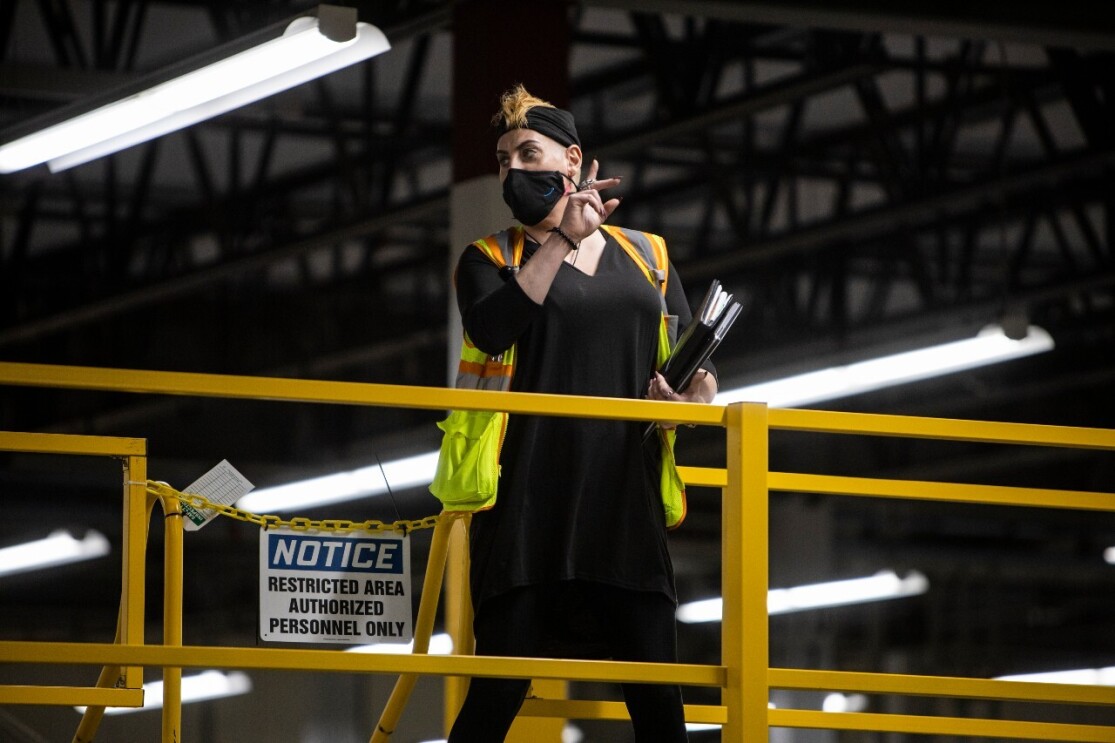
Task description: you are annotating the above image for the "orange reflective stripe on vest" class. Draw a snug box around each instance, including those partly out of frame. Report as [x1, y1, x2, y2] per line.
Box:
[457, 335, 515, 391]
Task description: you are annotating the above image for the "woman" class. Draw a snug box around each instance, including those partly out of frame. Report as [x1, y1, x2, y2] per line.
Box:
[448, 85, 717, 742]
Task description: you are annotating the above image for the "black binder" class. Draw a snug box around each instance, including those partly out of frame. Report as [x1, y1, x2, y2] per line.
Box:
[644, 280, 741, 441]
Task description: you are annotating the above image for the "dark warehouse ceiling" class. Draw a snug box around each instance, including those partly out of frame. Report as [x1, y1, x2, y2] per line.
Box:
[1, 1, 1114, 741]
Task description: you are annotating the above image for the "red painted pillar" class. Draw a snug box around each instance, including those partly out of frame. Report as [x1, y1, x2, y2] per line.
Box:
[451, 0, 572, 183]
[444, 4, 573, 740]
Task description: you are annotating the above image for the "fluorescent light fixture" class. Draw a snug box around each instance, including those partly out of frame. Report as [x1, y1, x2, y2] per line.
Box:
[0, 6, 389, 173]
[75, 670, 252, 715]
[562, 725, 585, 743]
[1104, 546, 1115, 565]
[685, 723, 723, 732]
[0, 530, 110, 578]
[417, 726, 584, 743]
[347, 632, 454, 655]
[995, 667, 1115, 685]
[676, 570, 929, 623]
[238, 450, 439, 513]
[768, 570, 929, 614]
[823, 693, 869, 713]
[716, 324, 1053, 408]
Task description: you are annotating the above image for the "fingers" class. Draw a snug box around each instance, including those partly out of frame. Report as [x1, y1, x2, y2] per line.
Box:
[562, 160, 625, 236]
[648, 373, 681, 429]
[582, 189, 606, 217]
[579, 160, 621, 193]
[577, 184, 622, 217]
[586, 158, 599, 183]
[567, 190, 606, 224]
[601, 196, 621, 220]
[647, 371, 676, 401]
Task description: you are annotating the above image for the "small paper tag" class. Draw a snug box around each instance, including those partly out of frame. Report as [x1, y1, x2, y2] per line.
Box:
[180, 460, 254, 531]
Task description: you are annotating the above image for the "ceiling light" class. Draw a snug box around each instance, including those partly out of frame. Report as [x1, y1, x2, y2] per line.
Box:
[685, 722, 722, 732]
[676, 597, 727, 624]
[74, 670, 252, 715]
[237, 451, 440, 513]
[716, 324, 1053, 408]
[995, 667, 1115, 685]
[1104, 547, 1115, 565]
[347, 632, 453, 655]
[0, 530, 110, 578]
[823, 692, 869, 713]
[768, 570, 929, 614]
[676, 570, 929, 623]
[0, 5, 389, 173]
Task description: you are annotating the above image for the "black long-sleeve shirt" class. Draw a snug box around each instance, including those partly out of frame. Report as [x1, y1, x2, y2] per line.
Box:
[455, 228, 713, 608]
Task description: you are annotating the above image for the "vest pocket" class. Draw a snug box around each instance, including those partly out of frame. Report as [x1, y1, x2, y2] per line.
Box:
[429, 409, 504, 511]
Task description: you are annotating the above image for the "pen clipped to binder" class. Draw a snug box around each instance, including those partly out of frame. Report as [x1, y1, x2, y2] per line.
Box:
[645, 280, 741, 442]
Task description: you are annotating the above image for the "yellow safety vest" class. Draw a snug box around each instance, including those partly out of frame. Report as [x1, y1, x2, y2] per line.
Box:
[431, 225, 687, 529]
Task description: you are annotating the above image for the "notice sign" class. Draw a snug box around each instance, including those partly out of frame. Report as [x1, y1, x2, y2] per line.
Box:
[259, 527, 412, 645]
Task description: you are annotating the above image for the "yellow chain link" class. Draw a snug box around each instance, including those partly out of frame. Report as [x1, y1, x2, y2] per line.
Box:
[145, 480, 439, 534]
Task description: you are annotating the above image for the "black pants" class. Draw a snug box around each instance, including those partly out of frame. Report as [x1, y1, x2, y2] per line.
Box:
[447, 580, 688, 742]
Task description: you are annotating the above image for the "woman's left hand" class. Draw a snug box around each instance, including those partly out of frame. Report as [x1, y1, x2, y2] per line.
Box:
[559, 159, 621, 241]
[647, 370, 715, 430]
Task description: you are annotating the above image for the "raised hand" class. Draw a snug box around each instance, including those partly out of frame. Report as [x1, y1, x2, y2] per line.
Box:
[559, 159, 621, 241]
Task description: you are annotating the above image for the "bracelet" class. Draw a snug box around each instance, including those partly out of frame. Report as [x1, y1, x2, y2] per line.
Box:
[548, 225, 579, 252]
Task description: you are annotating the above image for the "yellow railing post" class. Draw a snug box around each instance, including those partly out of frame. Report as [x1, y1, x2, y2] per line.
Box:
[73, 448, 152, 743]
[121, 455, 147, 692]
[371, 512, 459, 743]
[723, 402, 770, 740]
[160, 492, 185, 743]
[71, 610, 127, 743]
[443, 512, 474, 732]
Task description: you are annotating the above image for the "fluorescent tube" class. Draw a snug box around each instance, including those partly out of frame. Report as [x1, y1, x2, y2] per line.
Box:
[676, 570, 929, 623]
[767, 570, 929, 614]
[716, 324, 1053, 408]
[823, 693, 869, 712]
[0, 13, 390, 173]
[75, 670, 252, 715]
[0, 530, 110, 578]
[422, 726, 583, 743]
[237, 451, 440, 513]
[995, 667, 1115, 685]
[347, 632, 454, 655]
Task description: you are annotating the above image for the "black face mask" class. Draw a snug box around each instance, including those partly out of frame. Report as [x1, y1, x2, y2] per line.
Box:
[501, 168, 575, 226]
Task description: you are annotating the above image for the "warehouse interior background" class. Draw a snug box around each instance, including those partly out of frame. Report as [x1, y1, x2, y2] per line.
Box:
[1, 0, 1114, 741]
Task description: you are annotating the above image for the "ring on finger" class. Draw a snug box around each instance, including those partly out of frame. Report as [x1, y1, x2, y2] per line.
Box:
[578, 178, 596, 191]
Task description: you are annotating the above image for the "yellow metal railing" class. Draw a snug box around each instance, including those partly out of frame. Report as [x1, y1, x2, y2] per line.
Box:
[0, 360, 1112, 742]
[761, 408, 1115, 741]
[0, 431, 149, 738]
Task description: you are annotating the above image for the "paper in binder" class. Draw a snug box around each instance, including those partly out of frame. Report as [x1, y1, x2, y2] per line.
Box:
[645, 279, 741, 441]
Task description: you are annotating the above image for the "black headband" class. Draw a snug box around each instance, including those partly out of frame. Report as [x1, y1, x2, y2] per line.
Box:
[505, 105, 581, 148]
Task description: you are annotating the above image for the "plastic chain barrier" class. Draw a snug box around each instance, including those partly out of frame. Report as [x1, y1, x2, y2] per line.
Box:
[143, 480, 440, 535]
